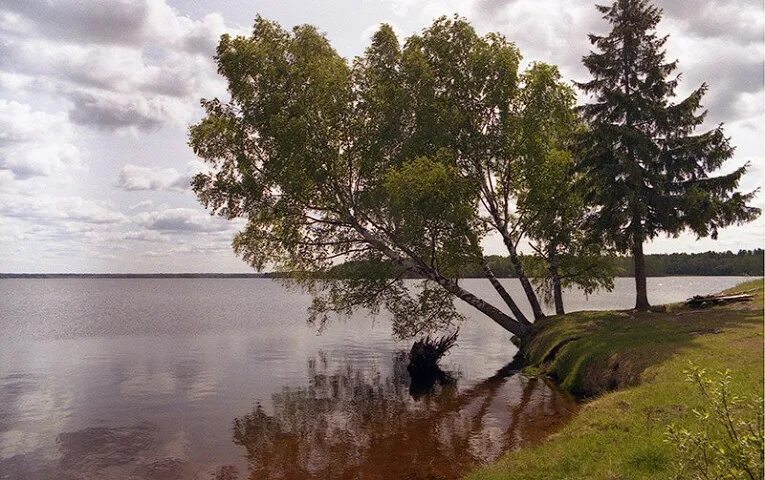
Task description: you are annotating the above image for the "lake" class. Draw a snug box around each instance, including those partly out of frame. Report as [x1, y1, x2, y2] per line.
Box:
[0, 276, 746, 479]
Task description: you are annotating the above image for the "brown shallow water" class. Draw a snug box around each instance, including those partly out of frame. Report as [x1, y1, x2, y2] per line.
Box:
[221, 355, 577, 480]
[0, 277, 745, 479]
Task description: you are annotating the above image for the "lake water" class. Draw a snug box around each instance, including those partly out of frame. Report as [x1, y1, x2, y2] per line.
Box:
[0, 276, 746, 480]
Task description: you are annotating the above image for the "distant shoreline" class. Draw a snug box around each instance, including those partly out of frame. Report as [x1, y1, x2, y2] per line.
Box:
[0, 273, 278, 279]
[3, 250, 761, 279]
[0, 273, 759, 279]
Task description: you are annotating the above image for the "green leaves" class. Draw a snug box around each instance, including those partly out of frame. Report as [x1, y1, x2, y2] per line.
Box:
[383, 153, 476, 275]
[188, 15, 529, 337]
[577, 0, 760, 249]
[384, 154, 473, 226]
[665, 363, 764, 480]
[188, 14, 601, 337]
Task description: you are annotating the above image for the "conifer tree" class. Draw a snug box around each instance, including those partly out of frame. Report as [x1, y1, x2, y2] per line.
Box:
[577, 0, 760, 310]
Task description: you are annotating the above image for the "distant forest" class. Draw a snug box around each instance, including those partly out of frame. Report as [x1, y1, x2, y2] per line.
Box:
[1, 250, 761, 279]
[328, 249, 764, 279]
[471, 249, 764, 278]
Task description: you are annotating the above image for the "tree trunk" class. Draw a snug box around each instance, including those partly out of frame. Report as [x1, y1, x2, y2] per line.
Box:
[552, 280, 564, 315]
[350, 222, 531, 338]
[479, 257, 531, 325]
[506, 246, 546, 321]
[431, 273, 530, 338]
[632, 240, 650, 311]
[548, 249, 565, 315]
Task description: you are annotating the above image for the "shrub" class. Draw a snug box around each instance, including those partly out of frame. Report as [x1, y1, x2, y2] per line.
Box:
[665, 363, 763, 480]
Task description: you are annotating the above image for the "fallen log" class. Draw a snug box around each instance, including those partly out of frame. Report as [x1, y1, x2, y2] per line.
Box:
[685, 293, 754, 309]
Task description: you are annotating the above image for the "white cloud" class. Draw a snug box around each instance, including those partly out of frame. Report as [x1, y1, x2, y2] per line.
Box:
[0, 0, 761, 272]
[0, 0, 235, 132]
[471, 0, 602, 76]
[382, 0, 469, 18]
[124, 230, 169, 242]
[134, 207, 236, 233]
[664, 32, 763, 124]
[117, 164, 189, 192]
[659, 0, 763, 43]
[0, 36, 223, 97]
[116, 162, 200, 192]
[0, 193, 126, 225]
[0, 0, 235, 54]
[66, 90, 182, 132]
[0, 100, 84, 179]
[0, 39, 218, 131]
[128, 200, 155, 211]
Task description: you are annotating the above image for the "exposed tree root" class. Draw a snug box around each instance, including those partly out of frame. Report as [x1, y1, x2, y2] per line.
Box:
[407, 330, 459, 399]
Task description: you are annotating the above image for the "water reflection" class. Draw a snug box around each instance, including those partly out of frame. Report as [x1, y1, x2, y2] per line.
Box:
[1, 419, 198, 480]
[3, 277, 735, 479]
[216, 352, 577, 480]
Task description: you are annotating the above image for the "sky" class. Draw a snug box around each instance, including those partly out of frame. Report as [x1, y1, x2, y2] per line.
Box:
[0, 0, 762, 273]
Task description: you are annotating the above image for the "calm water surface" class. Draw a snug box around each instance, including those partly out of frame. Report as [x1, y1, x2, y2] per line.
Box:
[0, 277, 746, 479]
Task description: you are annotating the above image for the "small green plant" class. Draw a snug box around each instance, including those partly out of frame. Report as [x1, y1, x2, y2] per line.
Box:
[665, 362, 763, 480]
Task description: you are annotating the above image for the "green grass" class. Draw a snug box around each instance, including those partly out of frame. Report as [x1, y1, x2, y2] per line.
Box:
[469, 279, 763, 480]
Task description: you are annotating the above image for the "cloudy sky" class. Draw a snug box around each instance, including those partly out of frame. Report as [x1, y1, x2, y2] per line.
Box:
[0, 0, 762, 273]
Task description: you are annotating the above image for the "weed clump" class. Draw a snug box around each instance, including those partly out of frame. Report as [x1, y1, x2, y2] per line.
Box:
[666, 362, 763, 480]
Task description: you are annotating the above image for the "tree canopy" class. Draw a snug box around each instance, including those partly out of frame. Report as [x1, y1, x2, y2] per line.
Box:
[189, 16, 594, 339]
[190, 2, 757, 336]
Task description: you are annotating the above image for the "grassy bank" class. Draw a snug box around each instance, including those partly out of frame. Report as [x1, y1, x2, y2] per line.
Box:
[469, 280, 763, 480]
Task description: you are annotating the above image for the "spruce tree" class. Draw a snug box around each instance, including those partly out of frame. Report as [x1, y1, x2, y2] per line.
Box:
[577, 0, 760, 310]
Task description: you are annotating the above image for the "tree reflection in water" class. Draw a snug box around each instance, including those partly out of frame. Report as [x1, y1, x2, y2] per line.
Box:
[216, 352, 577, 480]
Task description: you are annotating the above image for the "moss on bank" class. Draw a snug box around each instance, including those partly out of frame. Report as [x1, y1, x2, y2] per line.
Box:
[469, 279, 763, 480]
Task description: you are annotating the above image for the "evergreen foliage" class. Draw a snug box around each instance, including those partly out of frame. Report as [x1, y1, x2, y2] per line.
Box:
[576, 0, 760, 310]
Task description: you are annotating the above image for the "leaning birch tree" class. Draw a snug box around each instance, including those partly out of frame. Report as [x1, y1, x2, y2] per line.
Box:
[190, 16, 580, 338]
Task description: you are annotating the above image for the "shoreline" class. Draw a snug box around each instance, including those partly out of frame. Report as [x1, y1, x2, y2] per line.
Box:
[471, 279, 763, 479]
[0, 273, 760, 279]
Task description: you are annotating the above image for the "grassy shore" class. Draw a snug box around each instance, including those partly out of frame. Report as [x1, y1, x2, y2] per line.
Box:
[469, 279, 763, 480]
